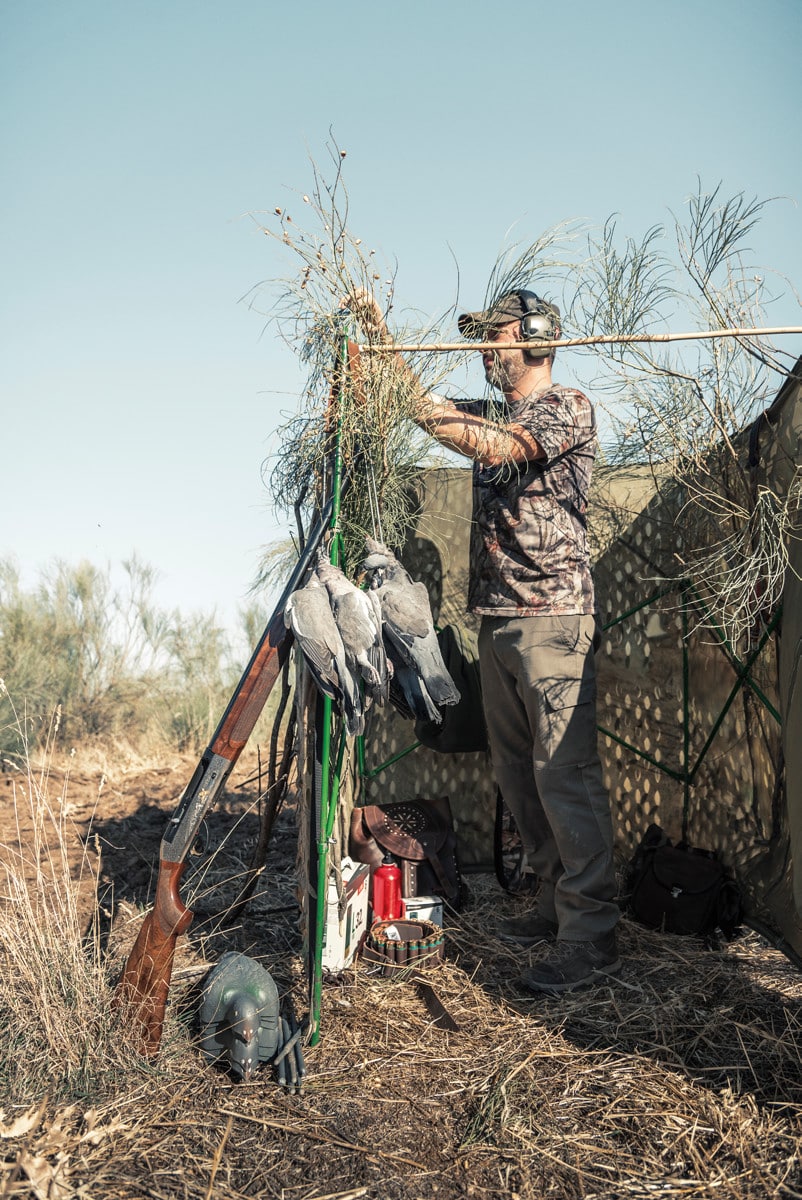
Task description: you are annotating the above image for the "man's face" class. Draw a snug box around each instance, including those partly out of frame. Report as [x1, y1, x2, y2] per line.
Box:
[482, 319, 529, 393]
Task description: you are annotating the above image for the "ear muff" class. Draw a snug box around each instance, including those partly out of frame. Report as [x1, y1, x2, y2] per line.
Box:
[519, 305, 559, 361]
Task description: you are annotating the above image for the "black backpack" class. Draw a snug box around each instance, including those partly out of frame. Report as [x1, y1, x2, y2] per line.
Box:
[626, 824, 743, 939]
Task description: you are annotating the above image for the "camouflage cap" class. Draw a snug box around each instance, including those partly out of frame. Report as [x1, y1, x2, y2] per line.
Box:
[458, 289, 560, 339]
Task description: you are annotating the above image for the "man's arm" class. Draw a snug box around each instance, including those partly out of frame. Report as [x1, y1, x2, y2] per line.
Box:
[414, 395, 545, 467]
[345, 290, 545, 468]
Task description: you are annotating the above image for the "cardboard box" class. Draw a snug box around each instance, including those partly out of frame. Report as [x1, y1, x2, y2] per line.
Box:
[321, 857, 371, 974]
[402, 895, 444, 926]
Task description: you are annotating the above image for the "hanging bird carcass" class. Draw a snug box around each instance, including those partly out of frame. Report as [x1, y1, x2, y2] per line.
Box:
[361, 538, 460, 723]
[284, 572, 364, 735]
[315, 554, 391, 708]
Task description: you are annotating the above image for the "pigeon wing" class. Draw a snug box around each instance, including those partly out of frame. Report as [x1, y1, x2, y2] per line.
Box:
[407, 626, 461, 707]
[385, 643, 442, 723]
[377, 577, 435, 644]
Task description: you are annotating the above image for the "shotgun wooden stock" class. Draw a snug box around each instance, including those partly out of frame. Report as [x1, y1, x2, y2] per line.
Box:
[115, 491, 340, 1057]
[116, 862, 193, 1056]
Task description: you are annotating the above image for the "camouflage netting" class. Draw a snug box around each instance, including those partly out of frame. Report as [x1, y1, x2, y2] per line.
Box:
[353, 358, 802, 959]
[350, 461, 664, 872]
[756, 359, 802, 944]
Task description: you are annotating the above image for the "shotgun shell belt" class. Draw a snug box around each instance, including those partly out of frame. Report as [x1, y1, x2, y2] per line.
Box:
[361, 918, 445, 974]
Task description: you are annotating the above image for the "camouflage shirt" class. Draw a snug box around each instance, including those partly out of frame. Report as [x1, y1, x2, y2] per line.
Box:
[462, 384, 597, 617]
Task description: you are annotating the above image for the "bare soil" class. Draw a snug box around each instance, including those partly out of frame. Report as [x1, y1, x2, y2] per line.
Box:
[2, 751, 802, 1200]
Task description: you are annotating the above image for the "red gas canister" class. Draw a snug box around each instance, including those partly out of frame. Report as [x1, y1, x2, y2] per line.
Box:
[372, 857, 402, 922]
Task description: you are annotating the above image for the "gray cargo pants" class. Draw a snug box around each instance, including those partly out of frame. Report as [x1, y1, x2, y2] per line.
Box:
[478, 613, 619, 942]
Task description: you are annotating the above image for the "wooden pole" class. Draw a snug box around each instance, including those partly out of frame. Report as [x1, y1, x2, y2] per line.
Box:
[357, 326, 802, 354]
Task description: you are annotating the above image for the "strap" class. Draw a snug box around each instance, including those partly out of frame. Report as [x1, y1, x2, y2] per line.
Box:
[747, 409, 770, 470]
[424, 848, 458, 899]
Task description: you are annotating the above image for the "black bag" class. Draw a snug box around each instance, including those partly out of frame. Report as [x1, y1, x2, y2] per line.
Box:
[627, 824, 742, 939]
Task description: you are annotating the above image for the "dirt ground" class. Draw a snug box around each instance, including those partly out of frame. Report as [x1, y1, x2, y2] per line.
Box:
[2, 750, 802, 1200]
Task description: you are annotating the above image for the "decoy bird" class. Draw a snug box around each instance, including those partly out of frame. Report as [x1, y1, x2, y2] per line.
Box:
[361, 538, 460, 723]
[199, 952, 280, 1083]
[315, 555, 391, 707]
[284, 573, 363, 736]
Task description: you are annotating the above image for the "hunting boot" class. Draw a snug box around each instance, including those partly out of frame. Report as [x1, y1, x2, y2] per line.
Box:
[519, 932, 621, 993]
[498, 912, 559, 947]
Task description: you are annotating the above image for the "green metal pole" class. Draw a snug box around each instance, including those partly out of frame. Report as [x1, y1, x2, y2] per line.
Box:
[309, 333, 348, 1047]
[356, 731, 366, 780]
[362, 740, 422, 779]
[686, 607, 783, 782]
[683, 582, 782, 723]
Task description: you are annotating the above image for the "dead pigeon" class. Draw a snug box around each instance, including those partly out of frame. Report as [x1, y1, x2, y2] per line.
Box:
[315, 555, 391, 707]
[199, 952, 280, 1083]
[361, 538, 460, 723]
[387, 652, 442, 723]
[284, 573, 364, 736]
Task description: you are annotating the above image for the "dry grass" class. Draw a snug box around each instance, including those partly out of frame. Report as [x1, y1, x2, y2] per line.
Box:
[1, 753, 801, 1199]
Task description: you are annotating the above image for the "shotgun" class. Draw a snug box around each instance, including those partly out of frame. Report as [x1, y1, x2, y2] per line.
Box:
[115, 495, 338, 1057]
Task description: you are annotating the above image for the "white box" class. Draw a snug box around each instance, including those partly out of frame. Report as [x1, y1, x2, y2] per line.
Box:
[402, 895, 443, 926]
[321, 857, 371, 974]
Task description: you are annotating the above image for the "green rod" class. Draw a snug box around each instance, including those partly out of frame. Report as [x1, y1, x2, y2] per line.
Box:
[683, 582, 782, 722]
[596, 725, 687, 781]
[309, 332, 349, 1048]
[601, 581, 686, 632]
[362, 740, 422, 780]
[309, 692, 333, 1048]
[597, 604, 782, 787]
[309, 718, 347, 1047]
[603, 579, 779, 721]
[686, 611, 782, 783]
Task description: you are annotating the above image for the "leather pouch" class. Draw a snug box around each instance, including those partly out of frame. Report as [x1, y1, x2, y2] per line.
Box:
[349, 796, 463, 908]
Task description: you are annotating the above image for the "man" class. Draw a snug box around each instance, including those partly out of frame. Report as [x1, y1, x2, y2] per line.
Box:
[351, 287, 620, 993]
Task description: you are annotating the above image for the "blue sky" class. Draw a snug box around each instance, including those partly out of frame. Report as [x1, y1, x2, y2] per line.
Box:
[3, 0, 801, 641]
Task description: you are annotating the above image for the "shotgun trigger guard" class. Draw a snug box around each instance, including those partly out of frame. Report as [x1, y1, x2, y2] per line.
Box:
[191, 820, 209, 857]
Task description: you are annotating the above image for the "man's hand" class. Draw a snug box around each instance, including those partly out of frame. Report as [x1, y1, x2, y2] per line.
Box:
[342, 288, 391, 342]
